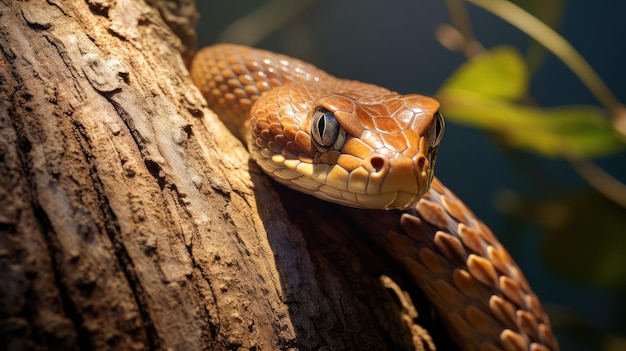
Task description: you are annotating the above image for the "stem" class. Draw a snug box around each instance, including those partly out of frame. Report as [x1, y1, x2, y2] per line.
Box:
[569, 159, 626, 209]
[442, 0, 484, 57]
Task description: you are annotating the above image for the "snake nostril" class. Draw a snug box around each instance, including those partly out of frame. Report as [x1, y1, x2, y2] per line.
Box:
[417, 156, 426, 170]
[370, 157, 385, 173]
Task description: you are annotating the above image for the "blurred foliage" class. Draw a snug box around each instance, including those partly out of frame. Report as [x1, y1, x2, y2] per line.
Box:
[500, 187, 626, 291]
[438, 2, 626, 349]
[540, 191, 626, 290]
[436, 46, 625, 158]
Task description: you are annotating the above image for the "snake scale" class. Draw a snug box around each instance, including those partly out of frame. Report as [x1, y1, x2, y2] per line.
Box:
[190, 44, 559, 351]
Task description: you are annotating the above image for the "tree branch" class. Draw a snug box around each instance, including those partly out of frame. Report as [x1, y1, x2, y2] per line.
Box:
[0, 0, 441, 350]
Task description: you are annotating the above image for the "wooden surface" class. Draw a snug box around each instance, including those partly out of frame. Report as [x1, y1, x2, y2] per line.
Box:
[0, 0, 446, 350]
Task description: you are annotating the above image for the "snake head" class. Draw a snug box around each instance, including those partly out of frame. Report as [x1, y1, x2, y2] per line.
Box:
[313, 92, 443, 209]
[249, 82, 444, 210]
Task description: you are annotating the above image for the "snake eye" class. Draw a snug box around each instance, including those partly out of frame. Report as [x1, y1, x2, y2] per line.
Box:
[428, 111, 445, 149]
[312, 108, 342, 148]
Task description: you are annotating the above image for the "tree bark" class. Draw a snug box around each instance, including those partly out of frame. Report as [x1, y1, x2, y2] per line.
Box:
[0, 1, 445, 350]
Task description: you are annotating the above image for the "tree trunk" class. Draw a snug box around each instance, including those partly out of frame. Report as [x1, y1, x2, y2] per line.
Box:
[0, 1, 444, 350]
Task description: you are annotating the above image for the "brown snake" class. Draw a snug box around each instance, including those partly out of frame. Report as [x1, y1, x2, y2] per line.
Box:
[190, 44, 559, 351]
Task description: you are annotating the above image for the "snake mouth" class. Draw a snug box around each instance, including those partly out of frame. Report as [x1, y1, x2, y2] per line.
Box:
[250, 145, 429, 210]
[248, 130, 434, 210]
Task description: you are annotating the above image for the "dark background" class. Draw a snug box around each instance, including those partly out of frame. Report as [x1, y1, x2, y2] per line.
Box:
[195, 1, 626, 350]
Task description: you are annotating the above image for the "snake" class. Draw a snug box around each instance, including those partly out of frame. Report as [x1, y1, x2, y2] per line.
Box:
[190, 44, 559, 351]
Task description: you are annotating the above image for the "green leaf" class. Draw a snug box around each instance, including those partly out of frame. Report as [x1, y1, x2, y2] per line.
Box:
[436, 45, 625, 157]
[439, 46, 528, 100]
[437, 90, 624, 157]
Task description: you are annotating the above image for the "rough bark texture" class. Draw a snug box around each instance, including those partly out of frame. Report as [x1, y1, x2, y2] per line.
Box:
[0, 1, 448, 350]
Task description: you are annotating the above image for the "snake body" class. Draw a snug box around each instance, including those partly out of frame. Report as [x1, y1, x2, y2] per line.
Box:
[191, 44, 559, 351]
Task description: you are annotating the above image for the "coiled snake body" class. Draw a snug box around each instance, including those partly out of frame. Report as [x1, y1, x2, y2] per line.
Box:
[191, 44, 559, 351]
